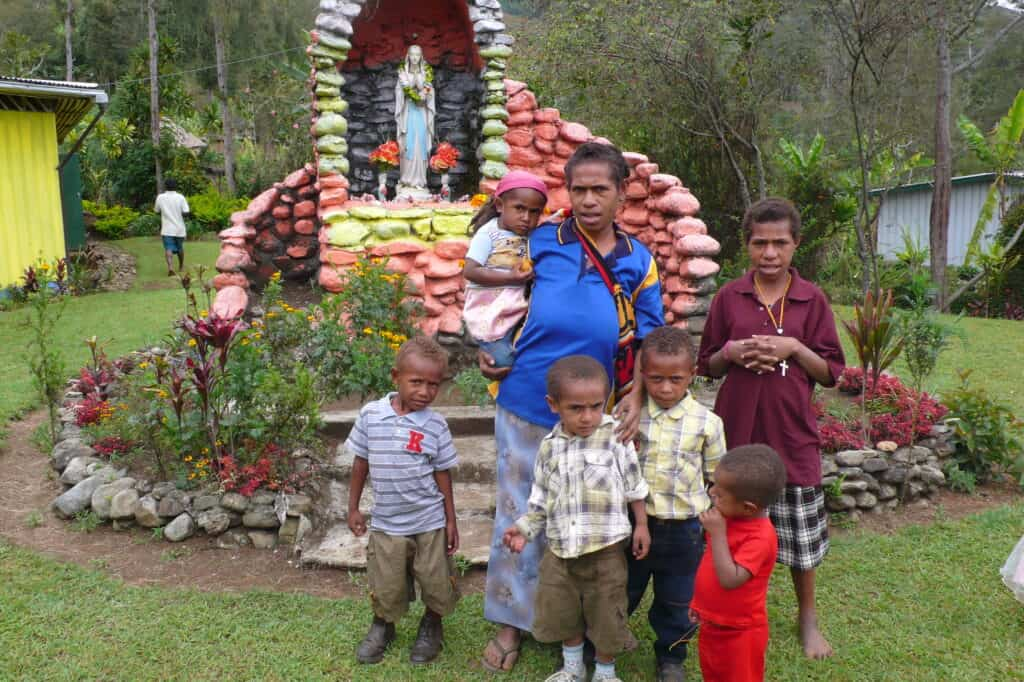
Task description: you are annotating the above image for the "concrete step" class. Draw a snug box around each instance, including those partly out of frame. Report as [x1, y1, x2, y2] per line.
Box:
[320, 405, 496, 440]
[330, 434, 498, 485]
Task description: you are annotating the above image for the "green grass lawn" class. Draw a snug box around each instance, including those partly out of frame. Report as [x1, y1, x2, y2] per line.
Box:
[833, 306, 1024, 419]
[2, 504, 1021, 680]
[0, 237, 221, 433]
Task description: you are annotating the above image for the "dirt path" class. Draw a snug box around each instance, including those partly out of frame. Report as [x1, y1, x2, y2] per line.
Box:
[0, 410, 486, 598]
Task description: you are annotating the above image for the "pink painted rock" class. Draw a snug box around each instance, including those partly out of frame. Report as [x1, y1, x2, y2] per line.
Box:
[219, 225, 255, 240]
[299, 183, 318, 199]
[507, 111, 535, 126]
[422, 295, 445, 317]
[425, 275, 462, 297]
[663, 275, 687, 294]
[560, 122, 591, 144]
[434, 239, 470, 260]
[504, 79, 528, 97]
[670, 294, 710, 317]
[272, 205, 292, 219]
[654, 229, 674, 244]
[655, 188, 701, 217]
[293, 219, 316, 235]
[506, 128, 534, 147]
[656, 244, 673, 259]
[216, 246, 253, 272]
[623, 152, 649, 167]
[280, 194, 296, 204]
[509, 145, 544, 167]
[670, 217, 708, 236]
[319, 266, 344, 293]
[319, 173, 350, 189]
[534, 108, 560, 123]
[212, 286, 248, 319]
[384, 254, 416, 274]
[619, 223, 640, 236]
[293, 201, 317, 218]
[506, 89, 537, 113]
[665, 310, 675, 324]
[554, 140, 576, 158]
[419, 316, 441, 337]
[255, 231, 282, 253]
[676, 234, 721, 257]
[546, 161, 566, 178]
[649, 212, 667, 230]
[247, 188, 279, 218]
[370, 240, 427, 256]
[539, 173, 564, 189]
[625, 181, 649, 200]
[677, 257, 721, 280]
[229, 211, 251, 225]
[284, 167, 312, 189]
[648, 174, 682, 193]
[438, 307, 463, 334]
[212, 272, 249, 290]
[479, 178, 500, 195]
[635, 163, 660, 179]
[534, 137, 554, 155]
[593, 137, 612, 145]
[407, 271, 426, 293]
[274, 220, 294, 239]
[423, 253, 463, 279]
[320, 188, 348, 207]
[620, 206, 650, 226]
[547, 186, 571, 212]
[321, 248, 360, 267]
[438, 292, 457, 305]
[286, 239, 316, 259]
[662, 293, 672, 308]
[534, 123, 559, 141]
[221, 237, 248, 248]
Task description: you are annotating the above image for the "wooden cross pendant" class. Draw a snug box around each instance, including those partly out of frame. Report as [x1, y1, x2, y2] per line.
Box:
[779, 359, 789, 377]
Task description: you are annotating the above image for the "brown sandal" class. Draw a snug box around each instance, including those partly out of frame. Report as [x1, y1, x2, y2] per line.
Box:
[481, 636, 521, 673]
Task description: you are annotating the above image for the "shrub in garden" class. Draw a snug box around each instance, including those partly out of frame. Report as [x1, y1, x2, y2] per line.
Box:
[944, 369, 1024, 486]
[186, 186, 250, 232]
[21, 259, 69, 444]
[83, 200, 141, 240]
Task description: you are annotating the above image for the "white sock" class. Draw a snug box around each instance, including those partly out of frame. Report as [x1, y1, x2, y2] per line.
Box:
[563, 642, 584, 674]
[593, 659, 616, 680]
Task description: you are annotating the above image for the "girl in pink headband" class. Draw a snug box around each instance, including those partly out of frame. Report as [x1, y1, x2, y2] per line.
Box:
[462, 171, 549, 368]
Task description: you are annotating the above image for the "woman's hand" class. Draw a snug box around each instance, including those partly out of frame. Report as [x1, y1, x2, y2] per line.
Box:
[478, 350, 511, 380]
[725, 338, 777, 374]
[613, 388, 643, 443]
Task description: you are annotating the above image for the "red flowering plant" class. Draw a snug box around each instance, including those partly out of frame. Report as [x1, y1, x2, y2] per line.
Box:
[429, 142, 460, 173]
[218, 443, 316, 497]
[368, 140, 400, 173]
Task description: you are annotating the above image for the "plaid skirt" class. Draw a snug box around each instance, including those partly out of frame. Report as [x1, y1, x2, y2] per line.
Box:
[769, 485, 829, 571]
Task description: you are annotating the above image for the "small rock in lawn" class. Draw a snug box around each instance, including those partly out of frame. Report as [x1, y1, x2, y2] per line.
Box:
[134, 495, 163, 528]
[854, 491, 878, 508]
[821, 457, 838, 476]
[158, 490, 190, 518]
[60, 424, 83, 441]
[112, 519, 135, 532]
[251, 491, 277, 506]
[243, 506, 280, 529]
[110, 488, 140, 520]
[835, 450, 871, 468]
[911, 446, 932, 463]
[285, 494, 312, 516]
[151, 482, 177, 500]
[892, 448, 913, 465]
[86, 463, 127, 482]
[50, 438, 96, 472]
[193, 494, 221, 512]
[134, 479, 153, 495]
[197, 508, 231, 536]
[877, 483, 898, 500]
[861, 457, 889, 473]
[91, 478, 136, 520]
[825, 494, 856, 512]
[164, 513, 195, 542]
[919, 465, 946, 486]
[876, 440, 898, 452]
[248, 530, 278, 549]
[220, 492, 249, 513]
[840, 479, 869, 494]
[59, 456, 102, 486]
[53, 473, 108, 518]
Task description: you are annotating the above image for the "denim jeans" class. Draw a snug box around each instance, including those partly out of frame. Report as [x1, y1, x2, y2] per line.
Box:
[476, 326, 517, 368]
[627, 516, 704, 664]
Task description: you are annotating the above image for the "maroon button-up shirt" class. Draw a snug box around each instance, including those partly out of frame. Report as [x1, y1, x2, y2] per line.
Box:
[697, 269, 845, 486]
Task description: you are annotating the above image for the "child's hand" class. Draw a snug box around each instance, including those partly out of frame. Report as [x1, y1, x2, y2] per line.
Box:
[688, 608, 700, 625]
[632, 523, 651, 560]
[502, 525, 527, 553]
[347, 510, 367, 536]
[699, 507, 726, 536]
[510, 260, 534, 284]
[446, 519, 460, 556]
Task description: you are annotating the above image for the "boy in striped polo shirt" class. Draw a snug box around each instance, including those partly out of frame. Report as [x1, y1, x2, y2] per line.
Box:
[346, 337, 460, 665]
[629, 326, 727, 682]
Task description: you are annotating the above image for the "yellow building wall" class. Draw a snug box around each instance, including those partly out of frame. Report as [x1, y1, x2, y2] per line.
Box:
[0, 110, 66, 287]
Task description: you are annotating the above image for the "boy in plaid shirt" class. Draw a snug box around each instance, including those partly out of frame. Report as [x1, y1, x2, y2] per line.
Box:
[503, 355, 650, 682]
[628, 326, 727, 682]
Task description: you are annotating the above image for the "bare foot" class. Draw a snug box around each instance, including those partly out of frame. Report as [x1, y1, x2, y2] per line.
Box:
[481, 625, 522, 672]
[799, 618, 833, 659]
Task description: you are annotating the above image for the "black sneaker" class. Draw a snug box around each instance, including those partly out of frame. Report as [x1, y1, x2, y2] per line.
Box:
[356, 617, 395, 664]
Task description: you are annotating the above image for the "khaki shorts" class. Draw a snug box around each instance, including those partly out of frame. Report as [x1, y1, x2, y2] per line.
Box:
[366, 528, 460, 623]
[532, 541, 629, 655]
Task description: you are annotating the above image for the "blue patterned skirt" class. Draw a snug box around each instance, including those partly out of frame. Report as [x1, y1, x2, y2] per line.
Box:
[483, 405, 550, 631]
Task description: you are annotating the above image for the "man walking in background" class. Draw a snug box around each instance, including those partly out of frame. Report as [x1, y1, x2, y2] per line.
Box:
[155, 178, 190, 275]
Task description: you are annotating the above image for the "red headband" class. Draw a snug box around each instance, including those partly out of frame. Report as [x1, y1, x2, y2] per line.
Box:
[495, 170, 549, 200]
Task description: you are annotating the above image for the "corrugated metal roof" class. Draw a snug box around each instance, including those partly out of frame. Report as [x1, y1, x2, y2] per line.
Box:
[870, 171, 1024, 197]
[0, 76, 107, 142]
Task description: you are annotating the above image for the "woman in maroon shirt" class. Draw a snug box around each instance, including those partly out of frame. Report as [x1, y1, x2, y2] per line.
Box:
[697, 198, 844, 660]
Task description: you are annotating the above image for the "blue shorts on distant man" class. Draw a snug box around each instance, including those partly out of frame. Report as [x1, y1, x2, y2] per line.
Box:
[162, 236, 185, 253]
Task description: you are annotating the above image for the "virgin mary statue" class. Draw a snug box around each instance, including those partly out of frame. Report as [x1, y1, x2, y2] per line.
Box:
[395, 45, 435, 199]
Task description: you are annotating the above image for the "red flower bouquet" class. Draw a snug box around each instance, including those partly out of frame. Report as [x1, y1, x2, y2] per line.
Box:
[369, 140, 400, 173]
[429, 142, 460, 173]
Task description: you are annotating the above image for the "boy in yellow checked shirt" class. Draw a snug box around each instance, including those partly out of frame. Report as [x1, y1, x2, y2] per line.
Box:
[628, 326, 727, 682]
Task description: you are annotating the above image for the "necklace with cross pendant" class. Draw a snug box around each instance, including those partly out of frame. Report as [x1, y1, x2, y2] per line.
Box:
[779, 359, 789, 377]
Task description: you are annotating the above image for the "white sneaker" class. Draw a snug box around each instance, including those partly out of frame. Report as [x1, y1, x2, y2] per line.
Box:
[545, 669, 585, 682]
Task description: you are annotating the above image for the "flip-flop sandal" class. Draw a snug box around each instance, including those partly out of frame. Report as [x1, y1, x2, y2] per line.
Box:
[481, 636, 521, 673]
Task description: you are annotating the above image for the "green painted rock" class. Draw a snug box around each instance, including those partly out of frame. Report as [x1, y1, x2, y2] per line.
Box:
[480, 138, 510, 162]
[314, 113, 348, 136]
[483, 69, 504, 81]
[433, 214, 473, 236]
[309, 44, 348, 61]
[389, 208, 433, 220]
[411, 217, 432, 239]
[486, 79, 506, 92]
[349, 206, 388, 220]
[318, 156, 349, 175]
[481, 160, 509, 179]
[316, 70, 345, 87]
[480, 45, 513, 59]
[317, 33, 352, 51]
[315, 83, 340, 97]
[373, 219, 412, 240]
[481, 105, 509, 121]
[486, 92, 508, 105]
[317, 135, 348, 155]
[327, 220, 370, 247]
[316, 97, 349, 113]
[433, 207, 475, 216]
[321, 209, 350, 223]
[482, 119, 508, 137]
[487, 58, 507, 71]
[314, 57, 335, 69]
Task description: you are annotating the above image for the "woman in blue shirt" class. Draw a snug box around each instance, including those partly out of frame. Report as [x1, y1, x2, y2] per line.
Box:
[480, 143, 664, 673]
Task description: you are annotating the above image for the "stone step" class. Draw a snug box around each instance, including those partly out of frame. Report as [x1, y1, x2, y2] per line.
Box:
[330, 434, 498, 485]
[320, 405, 496, 440]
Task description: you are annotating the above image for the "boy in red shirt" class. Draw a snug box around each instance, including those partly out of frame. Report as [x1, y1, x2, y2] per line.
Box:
[689, 444, 786, 682]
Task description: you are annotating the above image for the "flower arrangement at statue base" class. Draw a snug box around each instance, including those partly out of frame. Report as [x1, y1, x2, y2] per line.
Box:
[45, 261, 420, 548]
[429, 142, 461, 200]
[369, 140, 400, 201]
